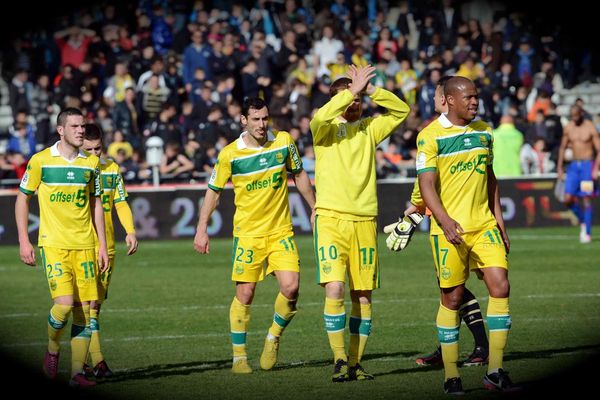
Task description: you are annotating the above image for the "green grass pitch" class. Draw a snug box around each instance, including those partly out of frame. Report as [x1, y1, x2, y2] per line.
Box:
[1, 226, 599, 399]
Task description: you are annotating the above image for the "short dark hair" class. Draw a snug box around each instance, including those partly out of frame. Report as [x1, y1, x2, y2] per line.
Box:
[84, 123, 103, 142]
[242, 97, 267, 117]
[329, 77, 352, 97]
[56, 107, 84, 127]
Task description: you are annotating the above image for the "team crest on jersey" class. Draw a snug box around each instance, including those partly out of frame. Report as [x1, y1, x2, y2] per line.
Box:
[322, 261, 332, 274]
[84, 170, 91, 182]
[50, 280, 57, 291]
[276, 152, 284, 163]
[106, 175, 113, 187]
[479, 135, 488, 146]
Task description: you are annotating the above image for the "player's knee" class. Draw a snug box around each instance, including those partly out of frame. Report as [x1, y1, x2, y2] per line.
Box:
[441, 287, 464, 310]
[236, 287, 256, 305]
[280, 281, 299, 299]
[489, 280, 510, 298]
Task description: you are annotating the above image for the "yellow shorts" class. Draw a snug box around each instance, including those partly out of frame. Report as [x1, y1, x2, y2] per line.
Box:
[231, 228, 300, 282]
[96, 251, 116, 302]
[40, 247, 99, 302]
[314, 215, 379, 291]
[430, 226, 508, 288]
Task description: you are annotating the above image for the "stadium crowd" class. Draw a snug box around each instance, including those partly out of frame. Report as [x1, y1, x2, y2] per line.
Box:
[0, 0, 598, 185]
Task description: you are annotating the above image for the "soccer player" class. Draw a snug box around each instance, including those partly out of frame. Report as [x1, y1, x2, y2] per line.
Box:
[556, 104, 600, 243]
[81, 123, 138, 378]
[388, 76, 489, 368]
[193, 97, 316, 374]
[416, 76, 518, 394]
[310, 64, 409, 381]
[15, 108, 109, 388]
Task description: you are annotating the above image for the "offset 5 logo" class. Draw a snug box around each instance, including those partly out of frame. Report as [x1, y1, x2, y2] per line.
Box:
[245, 171, 283, 191]
[449, 154, 487, 174]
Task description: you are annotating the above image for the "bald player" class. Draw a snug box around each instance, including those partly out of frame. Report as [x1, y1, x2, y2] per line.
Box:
[386, 75, 490, 368]
[557, 104, 600, 243]
[416, 76, 518, 394]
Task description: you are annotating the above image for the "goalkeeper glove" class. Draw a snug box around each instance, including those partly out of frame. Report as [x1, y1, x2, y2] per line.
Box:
[383, 213, 424, 252]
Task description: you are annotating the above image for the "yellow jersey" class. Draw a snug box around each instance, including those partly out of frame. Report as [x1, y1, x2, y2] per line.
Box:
[96, 158, 128, 253]
[19, 141, 102, 249]
[310, 87, 409, 219]
[208, 131, 303, 237]
[415, 114, 496, 234]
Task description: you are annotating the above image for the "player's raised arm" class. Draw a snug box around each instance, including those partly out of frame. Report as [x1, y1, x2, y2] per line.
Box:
[194, 188, 221, 254]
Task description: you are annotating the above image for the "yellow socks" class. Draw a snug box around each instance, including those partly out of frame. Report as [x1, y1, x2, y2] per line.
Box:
[437, 303, 460, 380]
[47, 304, 72, 353]
[268, 292, 297, 339]
[324, 297, 347, 362]
[348, 302, 372, 366]
[230, 296, 251, 359]
[88, 307, 103, 366]
[70, 305, 91, 376]
[487, 296, 511, 373]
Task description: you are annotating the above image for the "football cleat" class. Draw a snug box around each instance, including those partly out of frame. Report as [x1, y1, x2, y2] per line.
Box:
[69, 373, 97, 388]
[348, 363, 374, 381]
[231, 357, 253, 374]
[416, 347, 443, 366]
[460, 346, 488, 367]
[332, 359, 349, 382]
[444, 377, 465, 395]
[259, 338, 279, 370]
[93, 360, 114, 379]
[483, 369, 521, 392]
[43, 351, 60, 379]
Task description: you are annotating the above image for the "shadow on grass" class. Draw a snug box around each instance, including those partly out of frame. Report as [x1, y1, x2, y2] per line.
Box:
[376, 345, 600, 380]
[100, 344, 600, 384]
[101, 359, 232, 383]
[100, 351, 421, 382]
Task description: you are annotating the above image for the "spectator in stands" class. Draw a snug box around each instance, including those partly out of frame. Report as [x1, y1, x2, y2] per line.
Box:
[159, 141, 194, 181]
[150, 103, 181, 146]
[136, 55, 168, 91]
[139, 74, 171, 131]
[395, 58, 418, 106]
[53, 25, 96, 68]
[183, 28, 213, 91]
[521, 138, 554, 175]
[107, 130, 134, 161]
[492, 115, 524, 177]
[312, 24, 344, 78]
[8, 111, 36, 159]
[9, 69, 32, 116]
[103, 62, 136, 108]
[113, 87, 140, 147]
[29, 73, 55, 149]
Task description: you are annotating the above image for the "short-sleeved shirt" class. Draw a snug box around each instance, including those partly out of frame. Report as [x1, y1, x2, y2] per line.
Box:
[97, 158, 128, 253]
[415, 114, 497, 235]
[208, 131, 303, 237]
[19, 141, 102, 249]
